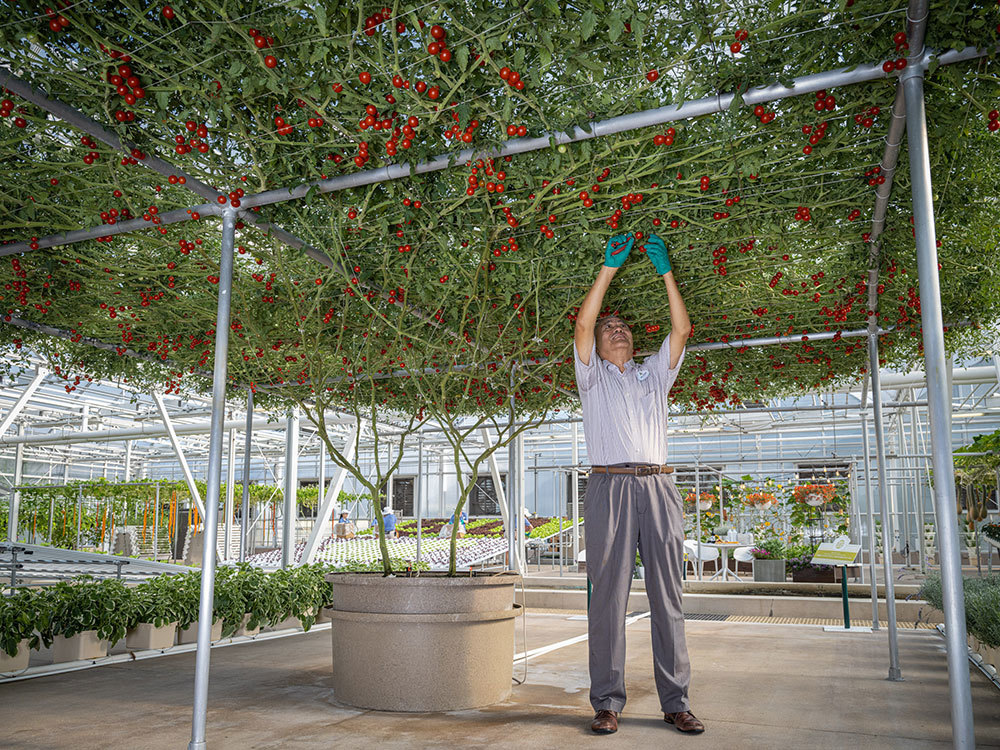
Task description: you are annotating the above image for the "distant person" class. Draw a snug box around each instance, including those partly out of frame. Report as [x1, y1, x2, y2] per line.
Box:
[382, 506, 397, 538]
[524, 515, 533, 536]
[449, 510, 468, 537]
[334, 510, 356, 539]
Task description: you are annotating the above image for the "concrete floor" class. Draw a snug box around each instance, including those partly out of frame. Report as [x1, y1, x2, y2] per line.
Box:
[3, 613, 999, 749]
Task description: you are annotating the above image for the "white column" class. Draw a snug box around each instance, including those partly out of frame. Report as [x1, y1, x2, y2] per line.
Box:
[281, 407, 299, 568]
[224, 426, 236, 561]
[571, 422, 580, 564]
[7, 423, 24, 542]
[123, 440, 133, 482]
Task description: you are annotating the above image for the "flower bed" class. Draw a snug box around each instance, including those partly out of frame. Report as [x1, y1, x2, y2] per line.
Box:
[246, 535, 507, 571]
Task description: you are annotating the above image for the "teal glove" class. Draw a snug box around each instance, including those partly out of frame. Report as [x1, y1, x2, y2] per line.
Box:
[645, 233, 672, 275]
[604, 233, 635, 268]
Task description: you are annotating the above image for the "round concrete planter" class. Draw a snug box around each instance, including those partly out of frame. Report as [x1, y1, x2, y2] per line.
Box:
[325, 572, 521, 712]
[752, 558, 787, 582]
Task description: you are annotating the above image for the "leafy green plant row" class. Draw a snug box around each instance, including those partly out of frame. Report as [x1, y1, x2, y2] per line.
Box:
[920, 573, 1000, 649]
[0, 564, 349, 658]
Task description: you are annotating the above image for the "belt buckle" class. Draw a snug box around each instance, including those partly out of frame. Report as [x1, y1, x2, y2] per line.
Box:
[636, 465, 656, 476]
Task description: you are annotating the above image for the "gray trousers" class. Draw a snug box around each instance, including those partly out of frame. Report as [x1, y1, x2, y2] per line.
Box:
[584, 470, 690, 714]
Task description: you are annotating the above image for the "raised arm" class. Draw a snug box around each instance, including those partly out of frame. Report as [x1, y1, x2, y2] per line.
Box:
[575, 234, 635, 365]
[644, 234, 691, 369]
[663, 270, 691, 370]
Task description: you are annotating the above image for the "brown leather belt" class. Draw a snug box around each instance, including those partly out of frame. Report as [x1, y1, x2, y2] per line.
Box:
[590, 465, 673, 476]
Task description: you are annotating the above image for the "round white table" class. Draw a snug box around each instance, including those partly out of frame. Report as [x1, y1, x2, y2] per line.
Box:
[698, 541, 744, 582]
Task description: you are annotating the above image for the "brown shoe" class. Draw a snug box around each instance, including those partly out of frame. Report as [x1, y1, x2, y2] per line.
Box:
[591, 709, 619, 734]
[664, 711, 705, 734]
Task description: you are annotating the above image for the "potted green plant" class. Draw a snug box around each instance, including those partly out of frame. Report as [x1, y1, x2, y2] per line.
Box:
[39, 577, 133, 662]
[259, 566, 328, 632]
[921, 573, 1000, 673]
[213, 564, 269, 637]
[0, 589, 43, 673]
[750, 537, 787, 582]
[285, 320, 554, 711]
[126, 573, 186, 650]
[174, 571, 223, 645]
[786, 543, 835, 583]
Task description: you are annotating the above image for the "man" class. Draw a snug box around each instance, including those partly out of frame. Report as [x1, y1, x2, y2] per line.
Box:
[574, 232, 702, 736]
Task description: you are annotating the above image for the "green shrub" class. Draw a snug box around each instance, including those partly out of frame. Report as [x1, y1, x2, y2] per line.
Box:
[0, 589, 44, 657]
[920, 573, 1000, 648]
[39, 577, 133, 646]
[173, 571, 207, 629]
[129, 573, 188, 628]
[751, 537, 786, 560]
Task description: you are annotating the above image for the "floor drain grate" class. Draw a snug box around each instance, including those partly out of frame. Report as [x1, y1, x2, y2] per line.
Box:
[684, 613, 729, 621]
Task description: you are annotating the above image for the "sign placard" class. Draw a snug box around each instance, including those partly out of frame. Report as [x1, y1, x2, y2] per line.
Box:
[811, 538, 861, 567]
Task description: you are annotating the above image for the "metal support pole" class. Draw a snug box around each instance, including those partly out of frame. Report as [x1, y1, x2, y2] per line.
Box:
[507, 370, 519, 573]
[75, 485, 82, 549]
[861, 415, 880, 630]
[558, 474, 564, 576]
[0, 368, 46, 437]
[239, 388, 253, 563]
[188, 207, 237, 750]
[318, 438, 326, 516]
[902, 57, 975, 747]
[153, 484, 160, 560]
[153, 391, 207, 520]
[224, 427, 236, 561]
[123, 440, 133, 482]
[301, 421, 360, 565]
[694, 466, 702, 581]
[571, 422, 580, 565]
[870, 333, 902, 680]
[281, 407, 299, 569]
[517, 432, 526, 573]
[416, 438, 423, 566]
[483, 428, 510, 532]
[8, 424, 24, 542]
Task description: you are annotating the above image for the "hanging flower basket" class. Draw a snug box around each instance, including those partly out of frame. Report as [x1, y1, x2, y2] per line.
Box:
[744, 492, 777, 510]
[684, 491, 718, 512]
[792, 484, 836, 507]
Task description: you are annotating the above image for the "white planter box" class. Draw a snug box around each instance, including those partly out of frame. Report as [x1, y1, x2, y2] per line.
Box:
[52, 631, 109, 662]
[233, 614, 260, 638]
[269, 615, 302, 631]
[0, 639, 31, 673]
[126, 622, 178, 651]
[176, 620, 223, 645]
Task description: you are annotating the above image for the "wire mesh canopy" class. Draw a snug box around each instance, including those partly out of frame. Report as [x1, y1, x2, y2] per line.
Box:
[0, 0, 997, 419]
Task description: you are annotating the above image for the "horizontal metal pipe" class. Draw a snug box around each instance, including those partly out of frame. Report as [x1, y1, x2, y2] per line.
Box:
[3, 316, 165, 364]
[0, 72, 339, 270]
[0, 417, 286, 446]
[1, 45, 987, 257]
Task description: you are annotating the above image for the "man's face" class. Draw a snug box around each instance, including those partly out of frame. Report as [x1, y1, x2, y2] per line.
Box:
[595, 316, 632, 358]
